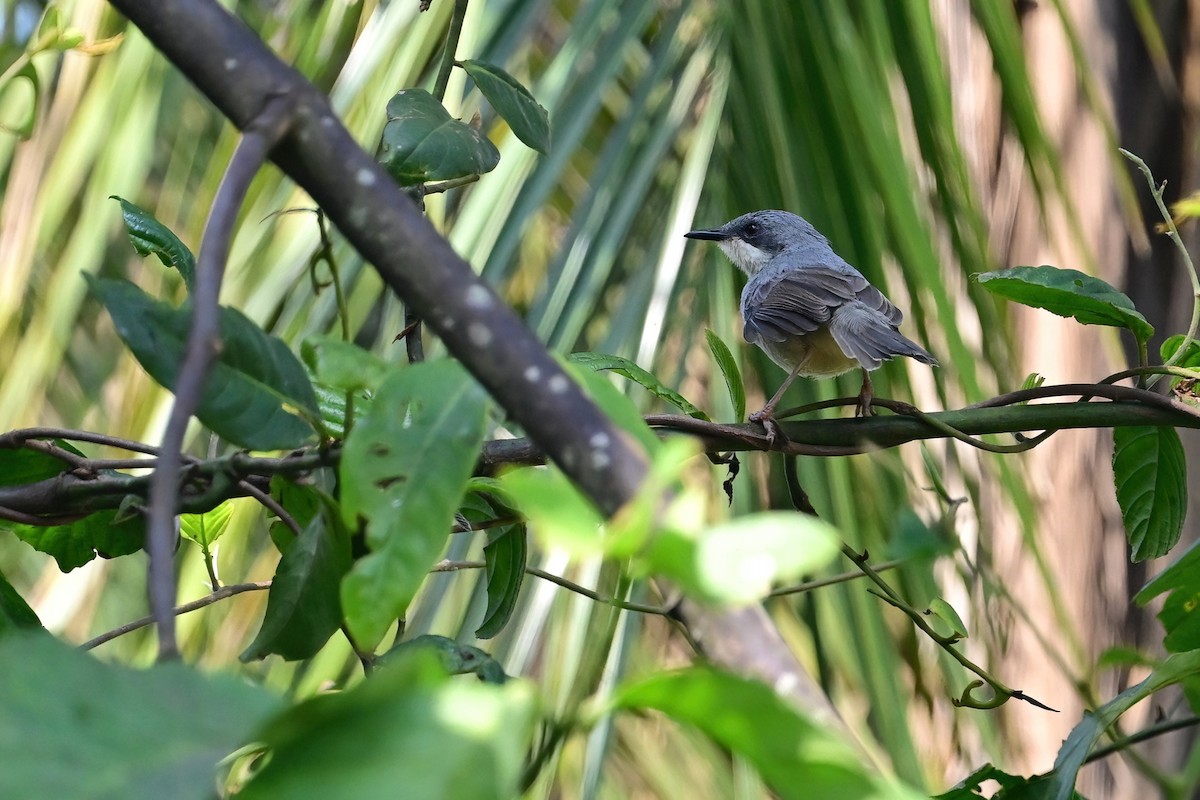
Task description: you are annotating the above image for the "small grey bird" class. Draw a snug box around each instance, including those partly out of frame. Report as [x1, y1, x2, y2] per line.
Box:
[685, 210, 937, 440]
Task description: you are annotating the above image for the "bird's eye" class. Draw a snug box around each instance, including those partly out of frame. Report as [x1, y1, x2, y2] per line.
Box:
[744, 222, 760, 237]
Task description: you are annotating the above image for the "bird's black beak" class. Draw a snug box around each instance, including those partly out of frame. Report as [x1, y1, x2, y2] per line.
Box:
[684, 228, 728, 241]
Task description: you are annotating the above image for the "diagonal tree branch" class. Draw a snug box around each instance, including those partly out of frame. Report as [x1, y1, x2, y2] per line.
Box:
[105, 0, 650, 519]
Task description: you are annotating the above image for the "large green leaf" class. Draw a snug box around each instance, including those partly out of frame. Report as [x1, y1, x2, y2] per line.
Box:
[1049, 651, 1200, 800]
[379, 89, 500, 186]
[1135, 538, 1200, 652]
[1112, 426, 1187, 561]
[0, 440, 86, 487]
[0, 571, 41, 635]
[0, 633, 281, 800]
[641, 512, 840, 605]
[8, 508, 145, 571]
[934, 764, 1080, 799]
[111, 195, 196, 292]
[974, 266, 1153, 345]
[88, 277, 320, 451]
[498, 465, 605, 556]
[612, 667, 923, 800]
[460, 59, 551, 154]
[242, 507, 351, 662]
[239, 651, 534, 800]
[339, 361, 489, 650]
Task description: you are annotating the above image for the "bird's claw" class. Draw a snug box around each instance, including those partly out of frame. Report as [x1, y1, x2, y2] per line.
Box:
[749, 408, 785, 447]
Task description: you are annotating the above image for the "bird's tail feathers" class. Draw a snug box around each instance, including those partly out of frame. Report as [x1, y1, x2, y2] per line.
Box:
[830, 310, 938, 370]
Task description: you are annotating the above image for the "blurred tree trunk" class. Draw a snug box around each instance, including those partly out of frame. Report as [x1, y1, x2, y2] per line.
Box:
[942, 0, 1198, 795]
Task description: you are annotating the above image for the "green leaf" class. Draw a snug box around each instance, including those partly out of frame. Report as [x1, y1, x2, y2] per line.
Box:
[179, 500, 235, 548]
[564, 358, 663, 453]
[459, 59, 551, 154]
[0, 61, 39, 139]
[612, 667, 923, 800]
[705, 329, 746, 421]
[499, 465, 605, 556]
[239, 650, 534, 800]
[0, 571, 41, 635]
[301, 335, 393, 394]
[1049, 650, 1200, 800]
[88, 277, 320, 451]
[927, 598, 969, 640]
[379, 89, 500, 186]
[1135, 538, 1200, 652]
[974, 266, 1153, 345]
[339, 361, 489, 649]
[570, 351, 709, 421]
[0, 632, 281, 800]
[310, 384, 372, 440]
[0, 440, 85, 487]
[242, 507, 351, 662]
[1112, 426, 1187, 561]
[8, 509, 145, 571]
[641, 512, 840, 605]
[1160, 334, 1200, 369]
[110, 196, 196, 292]
[934, 765, 1075, 799]
[380, 634, 509, 684]
[476, 509, 526, 640]
[267, 476, 323, 551]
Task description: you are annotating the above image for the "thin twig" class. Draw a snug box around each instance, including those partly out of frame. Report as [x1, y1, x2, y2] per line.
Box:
[432, 0, 469, 103]
[1120, 149, 1200, 382]
[1085, 716, 1200, 764]
[81, 581, 271, 651]
[767, 559, 905, 597]
[403, 0, 472, 366]
[423, 175, 479, 195]
[0, 427, 163, 455]
[432, 559, 672, 615]
[147, 94, 295, 661]
[0, 505, 86, 526]
[842, 544, 1056, 712]
[237, 479, 303, 537]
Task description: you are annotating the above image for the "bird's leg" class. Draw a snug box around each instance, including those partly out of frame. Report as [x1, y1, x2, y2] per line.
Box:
[750, 364, 804, 445]
[856, 369, 875, 417]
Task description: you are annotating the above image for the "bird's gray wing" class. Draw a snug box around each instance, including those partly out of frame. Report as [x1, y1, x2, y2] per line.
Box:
[742, 265, 902, 345]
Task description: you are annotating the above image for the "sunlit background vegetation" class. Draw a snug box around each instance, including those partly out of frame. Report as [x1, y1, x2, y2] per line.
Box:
[1, 1, 1193, 797]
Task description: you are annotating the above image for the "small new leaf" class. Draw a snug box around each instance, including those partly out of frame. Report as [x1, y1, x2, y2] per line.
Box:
[570, 352, 709, 421]
[474, 494, 526, 640]
[927, 598, 969, 641]
[180, 501, 235, 548]
[705, 329, 746, 421]
[459, 60, 550, 154]
[110, 196, 196, 292]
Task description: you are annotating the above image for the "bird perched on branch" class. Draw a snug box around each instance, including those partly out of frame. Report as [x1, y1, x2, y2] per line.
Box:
[685, 210, 937, 443]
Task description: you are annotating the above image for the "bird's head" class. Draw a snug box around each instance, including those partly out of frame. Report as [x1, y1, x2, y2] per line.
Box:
[685, 210, 826, 276]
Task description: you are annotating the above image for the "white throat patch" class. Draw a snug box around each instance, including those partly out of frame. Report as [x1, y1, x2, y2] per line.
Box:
[717, 238, 773, 276]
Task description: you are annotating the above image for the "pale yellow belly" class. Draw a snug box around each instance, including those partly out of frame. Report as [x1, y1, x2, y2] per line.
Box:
[755, 325, 857, 378]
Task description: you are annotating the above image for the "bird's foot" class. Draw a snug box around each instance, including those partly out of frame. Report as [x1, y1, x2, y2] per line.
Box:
[855, 370, 876, 417]
[749, 406, 787, 447]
